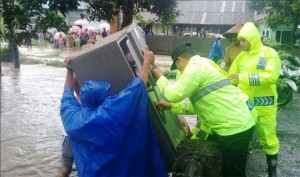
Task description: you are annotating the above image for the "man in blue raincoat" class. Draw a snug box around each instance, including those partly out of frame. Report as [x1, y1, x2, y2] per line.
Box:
[208, 35, 224, 62]
[60, 47, 167, 177]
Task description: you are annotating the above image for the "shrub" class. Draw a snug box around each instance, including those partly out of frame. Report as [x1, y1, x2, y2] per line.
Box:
[263, 38, 281, 50]
[0, 47, 11, 62]
[277, 50, 292, 61]
[46, 60, 64, 67]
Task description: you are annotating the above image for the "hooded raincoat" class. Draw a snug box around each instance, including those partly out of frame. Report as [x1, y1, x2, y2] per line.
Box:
[156, 55, 256, 137]
[60, 78, 167, 177]
[208, 38, 224, 62]
[229, 22, 281, 155]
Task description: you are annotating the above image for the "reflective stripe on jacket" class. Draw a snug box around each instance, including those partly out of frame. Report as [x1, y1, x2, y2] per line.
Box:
[229, 22, 281, 115]
[156, 56, 255, 136]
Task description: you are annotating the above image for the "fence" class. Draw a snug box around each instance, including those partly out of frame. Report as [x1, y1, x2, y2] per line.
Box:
[146, 35, 231, 57]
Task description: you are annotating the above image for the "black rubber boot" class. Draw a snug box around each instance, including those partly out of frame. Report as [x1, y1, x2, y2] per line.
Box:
[266, 154, 278, 177]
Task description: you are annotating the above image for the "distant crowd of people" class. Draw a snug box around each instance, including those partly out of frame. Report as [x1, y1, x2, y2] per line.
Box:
[23, 27, 109, 51]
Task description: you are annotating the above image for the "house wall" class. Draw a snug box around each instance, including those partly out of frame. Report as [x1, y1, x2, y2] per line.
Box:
[146, 35, 231, 57]
[257, 23, 295, 45]
[150, 24, 235, 37]
[257, 23, 274, 39]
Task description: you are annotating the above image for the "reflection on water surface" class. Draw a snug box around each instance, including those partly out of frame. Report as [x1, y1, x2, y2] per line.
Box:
[1, 63, 65, 177]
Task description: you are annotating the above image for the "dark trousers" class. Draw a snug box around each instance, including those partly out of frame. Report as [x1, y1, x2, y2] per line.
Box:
[208, 126, 254, 177]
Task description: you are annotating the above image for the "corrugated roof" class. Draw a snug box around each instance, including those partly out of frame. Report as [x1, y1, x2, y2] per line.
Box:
[139, 0, 254, 25]
[176, 0, 254, 25]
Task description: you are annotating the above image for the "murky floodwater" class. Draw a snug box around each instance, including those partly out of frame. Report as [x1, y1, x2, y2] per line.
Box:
[1, 63, 65, 177]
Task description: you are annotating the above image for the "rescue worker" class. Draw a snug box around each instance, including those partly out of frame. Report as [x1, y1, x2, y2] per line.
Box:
[150, 43, 257, 177]
[229, 22, 281, 177]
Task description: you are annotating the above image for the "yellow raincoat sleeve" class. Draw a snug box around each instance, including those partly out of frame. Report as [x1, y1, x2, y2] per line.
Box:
[171, 101, 195, 115]
[156, 57, 206, 104]
[230, 49, 281, 87]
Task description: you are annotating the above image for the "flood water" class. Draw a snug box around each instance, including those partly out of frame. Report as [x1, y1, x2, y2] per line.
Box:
[1, 63, 66, 177]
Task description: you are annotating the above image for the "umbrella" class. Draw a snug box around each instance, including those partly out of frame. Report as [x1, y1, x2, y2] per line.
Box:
[74, 19, 89, 25]
[87, 26, 97, 33]
[69, 28, 77, 33]
[71, 25, 81, 29]
[99, 23, 110, 31]
[54, 32, 66, 39]
[71, 25, 82, 35]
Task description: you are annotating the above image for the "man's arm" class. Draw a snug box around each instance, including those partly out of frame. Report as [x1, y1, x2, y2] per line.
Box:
[64, 57, 76, 90]
[139, 46, 155, 85]
[223, 47, 231, 72]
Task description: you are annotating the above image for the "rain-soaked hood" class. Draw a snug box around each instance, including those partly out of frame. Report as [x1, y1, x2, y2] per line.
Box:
[60, 78, 167, 176]
[238, 22, 263, 53]
[80, 80, 111, 108]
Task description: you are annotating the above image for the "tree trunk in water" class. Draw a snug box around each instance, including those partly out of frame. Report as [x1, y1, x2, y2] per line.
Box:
[121, 0, 134, 29]
[11, 42, 20, 68]
[8, 22, 20, 68]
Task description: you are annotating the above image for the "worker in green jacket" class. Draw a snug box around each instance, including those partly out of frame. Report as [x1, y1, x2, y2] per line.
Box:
[150, 43, 257, 177]
[229, 22, 281, 177]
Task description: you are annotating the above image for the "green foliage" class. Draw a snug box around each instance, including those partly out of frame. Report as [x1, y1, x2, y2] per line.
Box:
[82, 0, 179, 28]
[32, 39, 39, 46]
[277, 50, 292, 60]
[0, 47, 11, 62]
[0, 17, 7, 40]
[46, 60, 64, 67]
[263, 38, 281, 50]
[247, 0, 300, 46]
[134, 13, 153, 28]
[2, 0, 79, 45]
[263, 38, 298, 62]
[81, 0, 119, 23]
[35, 10, 69, 33]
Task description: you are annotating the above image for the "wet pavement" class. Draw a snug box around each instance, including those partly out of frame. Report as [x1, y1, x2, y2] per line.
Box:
[1, 46, 300, 177]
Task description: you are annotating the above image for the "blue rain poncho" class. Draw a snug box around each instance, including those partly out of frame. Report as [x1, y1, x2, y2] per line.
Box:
[60, 78, 167, 177]
[208, 38, 224, 62]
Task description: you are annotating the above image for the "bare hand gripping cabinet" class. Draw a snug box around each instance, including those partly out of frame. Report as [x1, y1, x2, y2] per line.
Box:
[70, 23, 185, 171]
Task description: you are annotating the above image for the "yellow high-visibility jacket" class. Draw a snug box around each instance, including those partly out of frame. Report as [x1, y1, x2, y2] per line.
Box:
[156, 56, 256, 136]
[229, 22, 281, 115]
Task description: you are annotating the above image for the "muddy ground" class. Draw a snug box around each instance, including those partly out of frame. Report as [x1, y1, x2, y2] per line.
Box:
[245, 92, 300, 177]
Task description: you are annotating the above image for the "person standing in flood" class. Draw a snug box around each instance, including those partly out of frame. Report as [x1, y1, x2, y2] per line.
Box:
[25, 31, 32, 50]
[101, 28, 108, 38]
[229, 22, 281, 177]
[38, 32, 44, 49]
